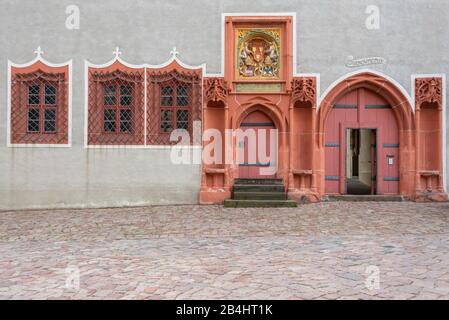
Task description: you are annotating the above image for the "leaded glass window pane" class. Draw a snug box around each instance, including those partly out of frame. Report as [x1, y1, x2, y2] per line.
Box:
[160, 110, 173, 132]
[28, 108, 40, 132]
[120, 85, 132, 106]
[161, 86, 173, 106]
[176, 110, 189, 130]
[120, 109, 132, 133]
[177, 86, 189, 106]
[104, 109, 116, 132]
[104, 85, 117, 106]
[28, 85, 40, 105]
[44, 85, 57, 105]
[44, 109, 56, 133]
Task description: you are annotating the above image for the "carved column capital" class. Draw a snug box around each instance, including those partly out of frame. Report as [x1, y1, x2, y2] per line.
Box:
[204, 77, 229, 105]
[415, 77, 443, 110]
[291, 77, 316, 107]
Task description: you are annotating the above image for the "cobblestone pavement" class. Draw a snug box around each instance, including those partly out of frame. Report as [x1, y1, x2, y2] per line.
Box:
[1, 202, 449, 300]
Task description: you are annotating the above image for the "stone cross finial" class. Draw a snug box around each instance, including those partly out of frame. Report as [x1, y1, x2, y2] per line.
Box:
[170, 46, 179, 58]
[112, 47, 122, 59]
[34, 46, 44, 58]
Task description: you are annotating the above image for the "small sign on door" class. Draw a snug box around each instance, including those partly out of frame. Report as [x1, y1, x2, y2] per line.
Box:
[387, 155, 394, 165]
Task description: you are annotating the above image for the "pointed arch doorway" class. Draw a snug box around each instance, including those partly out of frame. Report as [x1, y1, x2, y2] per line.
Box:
[324, 87, 400, 195]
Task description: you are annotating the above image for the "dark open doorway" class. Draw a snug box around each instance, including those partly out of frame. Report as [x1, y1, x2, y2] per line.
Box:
[346, 128, 377, 195]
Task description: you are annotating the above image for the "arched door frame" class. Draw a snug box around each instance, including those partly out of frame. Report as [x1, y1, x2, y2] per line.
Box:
[231, 99, 288, 182]
[316, 72, 416, 198]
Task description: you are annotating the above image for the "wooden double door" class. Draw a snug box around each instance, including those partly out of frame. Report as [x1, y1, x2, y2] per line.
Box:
[324, 88, 400, 195]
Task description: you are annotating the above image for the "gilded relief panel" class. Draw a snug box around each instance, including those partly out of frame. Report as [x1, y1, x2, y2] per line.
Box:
[236, 28, 281, 80]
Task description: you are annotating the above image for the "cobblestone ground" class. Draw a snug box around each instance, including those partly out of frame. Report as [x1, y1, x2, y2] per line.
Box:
[1, 202, 449, 300]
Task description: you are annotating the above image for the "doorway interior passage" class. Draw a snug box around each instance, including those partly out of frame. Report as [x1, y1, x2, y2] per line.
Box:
[346, 128, 377, 195]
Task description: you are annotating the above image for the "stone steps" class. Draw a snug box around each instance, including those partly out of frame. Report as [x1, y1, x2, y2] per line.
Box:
[224, 178, 297, 208]
[224, 199, 298, 208]
[234, 178, 284, 185]
[233, 191, 287, 200]
[233, 184, 286, 192]
[324, 195, 405, 202]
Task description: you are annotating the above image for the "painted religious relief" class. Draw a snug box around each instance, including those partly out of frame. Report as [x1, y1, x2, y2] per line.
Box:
[237, 28, 281, 80]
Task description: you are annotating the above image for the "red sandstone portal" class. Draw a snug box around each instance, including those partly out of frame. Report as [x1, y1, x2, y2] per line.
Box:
[199, 14, 447, 204]
[324, 88, 400, 195]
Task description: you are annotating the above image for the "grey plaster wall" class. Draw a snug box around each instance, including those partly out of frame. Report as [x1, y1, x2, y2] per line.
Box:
[0, 0, 448, 209]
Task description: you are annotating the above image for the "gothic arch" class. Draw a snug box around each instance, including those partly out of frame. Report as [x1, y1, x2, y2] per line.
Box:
[316, 71, 417, 198]
[233, 97, 287, 133]
[318, 71, 415, 144]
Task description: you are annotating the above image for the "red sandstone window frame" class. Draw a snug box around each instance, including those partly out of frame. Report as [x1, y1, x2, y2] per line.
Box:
[87, 67, 145, 146]
[86, 56, 202, 147]
[146, 69, 202, 146]
[8, 60, 70, 146]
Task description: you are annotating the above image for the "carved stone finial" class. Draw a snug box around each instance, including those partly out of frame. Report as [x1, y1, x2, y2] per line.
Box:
[291, 77, 316, 107]
[415, 77, 442, 109]
[204, 77, 229, 104]
[170, 46, 179, 58]
[112, 47, 122, 59]
[34, 46, 44, 58]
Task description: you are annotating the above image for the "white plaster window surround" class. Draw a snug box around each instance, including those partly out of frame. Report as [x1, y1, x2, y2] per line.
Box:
[7, 47, 72, 148]
[84, 47, 205, 149]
